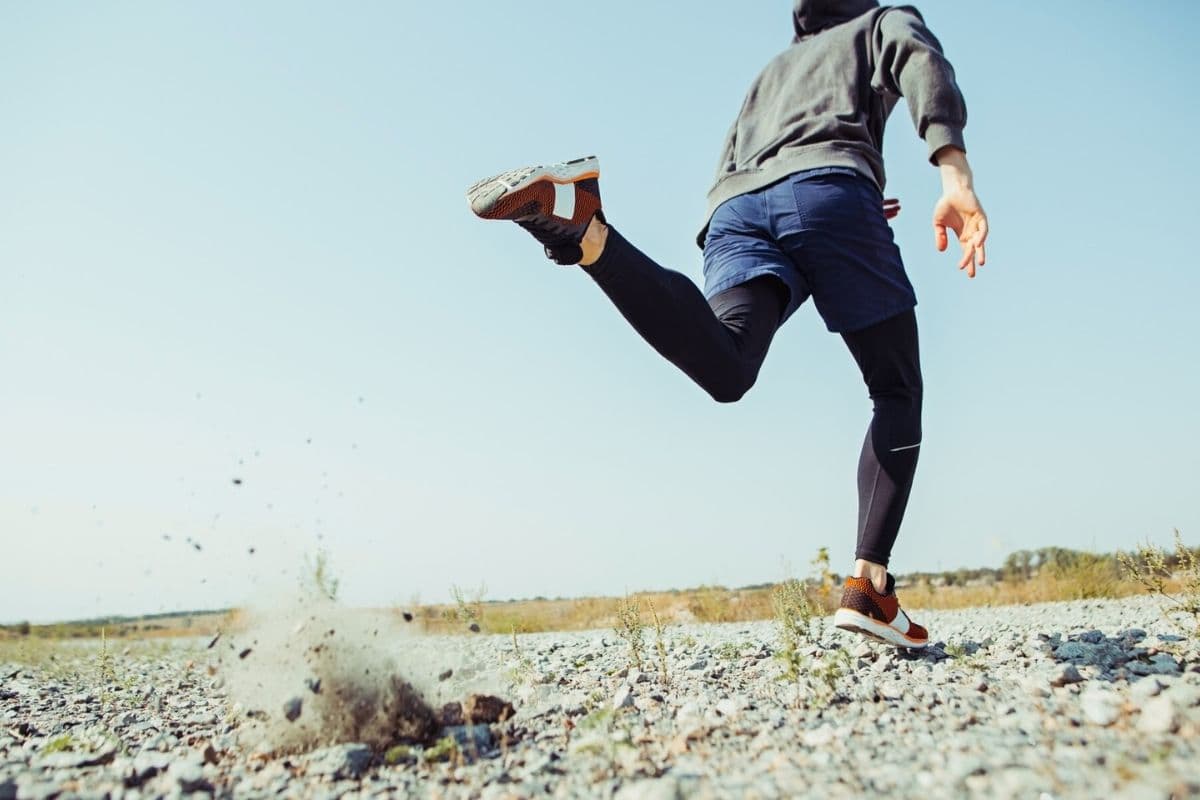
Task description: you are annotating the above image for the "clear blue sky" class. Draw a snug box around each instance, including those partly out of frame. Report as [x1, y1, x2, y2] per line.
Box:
[2, 2, 1198, 623]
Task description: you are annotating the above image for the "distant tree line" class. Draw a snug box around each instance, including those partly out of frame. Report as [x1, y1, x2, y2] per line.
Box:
[0, 607, 230, 639]
[902, 543, 1198, 588]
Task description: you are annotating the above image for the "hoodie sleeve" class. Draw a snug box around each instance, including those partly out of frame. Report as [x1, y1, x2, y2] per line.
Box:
[870, 6, 967, 163]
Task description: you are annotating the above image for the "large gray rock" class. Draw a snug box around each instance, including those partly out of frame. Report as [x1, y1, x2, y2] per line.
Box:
[1128, 654, 1181, 676]
[443, 725, 495, 761]
[1054, 640, 1127, 669]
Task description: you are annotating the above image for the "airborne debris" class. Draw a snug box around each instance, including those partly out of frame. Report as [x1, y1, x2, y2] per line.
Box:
[232, 478, 243, 485]
[239, 648, 253, 660]
[306, 678, 321, 695]
[463, 694, 514, 724]
[207, 632, 222, 650]
[283, 697, 303, 722]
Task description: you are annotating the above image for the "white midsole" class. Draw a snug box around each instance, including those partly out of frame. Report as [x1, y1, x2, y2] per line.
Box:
[503, 156, 599, 191]
[833, 608, 927, 649]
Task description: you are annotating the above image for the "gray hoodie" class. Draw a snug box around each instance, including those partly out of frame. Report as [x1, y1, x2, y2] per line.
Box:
[700, 0, 966, 245]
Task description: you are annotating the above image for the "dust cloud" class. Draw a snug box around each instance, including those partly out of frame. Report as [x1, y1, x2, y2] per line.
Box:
[213, 590, 453, 754]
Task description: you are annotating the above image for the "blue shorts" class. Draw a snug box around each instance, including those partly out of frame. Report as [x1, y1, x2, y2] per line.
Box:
[702, 168, 916, 333]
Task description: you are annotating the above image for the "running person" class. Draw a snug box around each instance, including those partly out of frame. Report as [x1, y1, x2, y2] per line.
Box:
[466, 0, 988, 649]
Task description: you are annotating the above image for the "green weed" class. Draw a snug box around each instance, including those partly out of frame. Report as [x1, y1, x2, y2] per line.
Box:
[647, 598, 670, 686]
[613, 595, 645, 671]
[423, 736, 458, 763]
[450, 583, 486, 629]
[41, 735, 74, 754]
[1120, 529, 1200, 635]
[304, 549, 340, 601]
[772, 578, 815, 706]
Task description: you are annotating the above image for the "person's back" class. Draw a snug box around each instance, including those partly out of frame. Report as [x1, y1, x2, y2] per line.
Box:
[466, 0, 988, 650]
[705, 0, 968, 246]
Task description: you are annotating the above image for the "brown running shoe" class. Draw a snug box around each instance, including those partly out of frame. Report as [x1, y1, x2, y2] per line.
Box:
[833, 574, 928, 649]
[466, 156, 602, 265]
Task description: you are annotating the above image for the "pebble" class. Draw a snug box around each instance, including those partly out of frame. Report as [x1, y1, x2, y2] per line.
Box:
[304, 743, 373, 779]
[1080, 686, 1121, 726]
[1131, 677, 1163, 702]
[1129, 653, 1181, 676]
[1137, 695, 1179, 734]
[174, 761, 209, 792]
[283, 696, 302, 722]
[1052, 664, 1085, 687]
[443, 725, 494, 760]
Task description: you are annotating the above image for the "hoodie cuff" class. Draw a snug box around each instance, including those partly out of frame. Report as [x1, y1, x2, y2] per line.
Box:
[925, 123, 966, 164]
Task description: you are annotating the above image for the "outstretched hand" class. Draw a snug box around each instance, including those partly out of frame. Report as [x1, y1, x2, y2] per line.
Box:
[932, 187, 988, 277]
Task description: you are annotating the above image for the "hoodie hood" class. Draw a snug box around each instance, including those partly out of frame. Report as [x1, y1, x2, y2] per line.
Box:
[793, 0, 879, 39]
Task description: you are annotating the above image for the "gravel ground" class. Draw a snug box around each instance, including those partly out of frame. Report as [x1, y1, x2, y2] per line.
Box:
[3, 595, 1200, 799]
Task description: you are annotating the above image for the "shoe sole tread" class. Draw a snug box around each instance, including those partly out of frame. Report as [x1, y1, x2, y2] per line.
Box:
[467, 156, 599, 219]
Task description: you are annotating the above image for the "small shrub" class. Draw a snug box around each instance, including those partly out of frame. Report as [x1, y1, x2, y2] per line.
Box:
[304, 549, 340, 601]
[810, 647, 852, 700]
[384, 744, 415, 765]
[506, 626, 535, 684]
[771, 575, 850, 707]
[96, 628, 117, 684]
[810, 547, 839, 610]
[943, 642, 986, 671]
[450, 583, 486, 628]
[772, 578, 815, 706]
[715, 641, 742, 662]
[423, 736, 458, 763]
[613, 596, 645, 671]
[647, 599, 669, 685]
[1120, 530, 1200, 635]
[41, 735, 74, 754]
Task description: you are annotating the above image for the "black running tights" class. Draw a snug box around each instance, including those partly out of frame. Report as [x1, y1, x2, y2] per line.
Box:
[582, 227, 922, 566]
